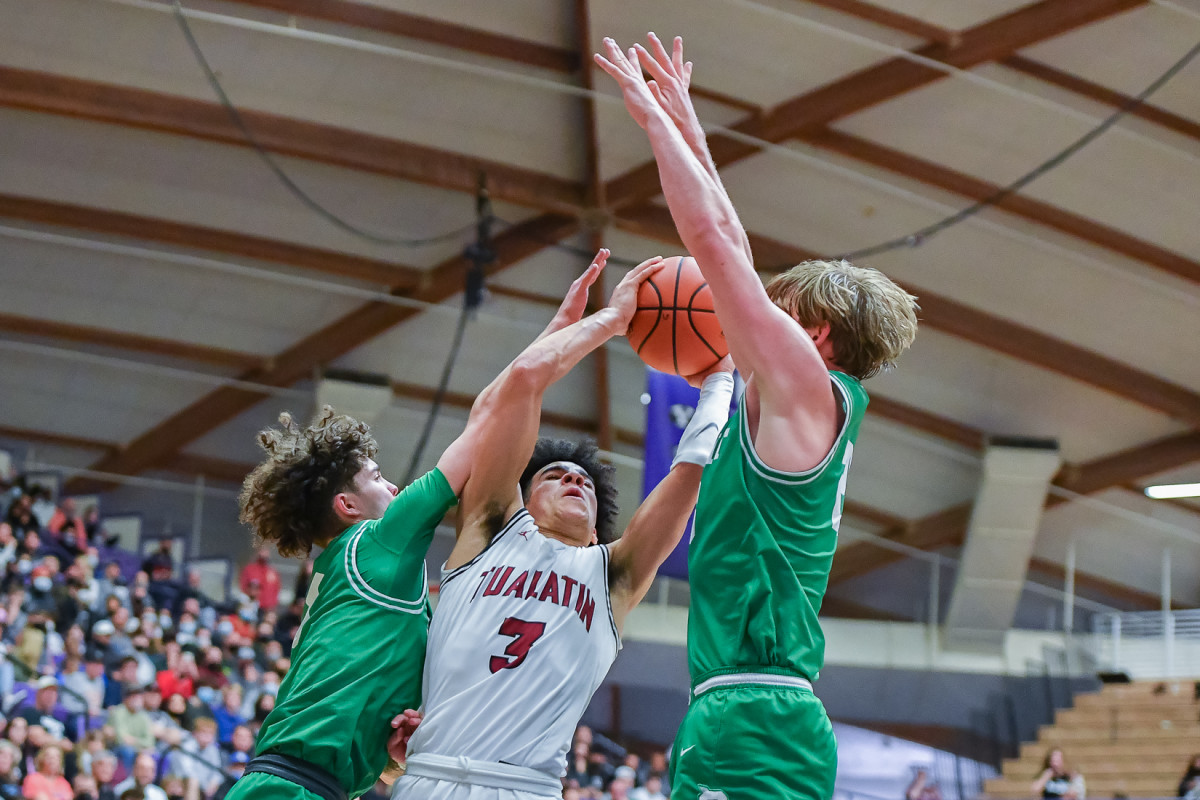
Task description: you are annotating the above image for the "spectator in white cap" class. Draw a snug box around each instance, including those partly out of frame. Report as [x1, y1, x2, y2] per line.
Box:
[15, 676, 69, 743]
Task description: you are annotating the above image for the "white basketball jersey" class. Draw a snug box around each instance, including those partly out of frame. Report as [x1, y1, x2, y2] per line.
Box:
[408, 509, 620, 778]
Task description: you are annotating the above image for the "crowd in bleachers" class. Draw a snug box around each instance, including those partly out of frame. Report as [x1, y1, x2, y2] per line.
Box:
[0, 473, 302, 800]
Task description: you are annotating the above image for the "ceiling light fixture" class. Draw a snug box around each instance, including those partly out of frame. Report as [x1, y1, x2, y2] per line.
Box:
[1144, 483, 1200, 499]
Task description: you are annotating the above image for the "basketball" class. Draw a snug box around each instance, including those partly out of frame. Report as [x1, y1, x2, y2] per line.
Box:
[627, 255, 728, 376]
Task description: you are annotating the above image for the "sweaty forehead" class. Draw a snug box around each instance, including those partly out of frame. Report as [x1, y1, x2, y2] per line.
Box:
[533, 461, 592, 483]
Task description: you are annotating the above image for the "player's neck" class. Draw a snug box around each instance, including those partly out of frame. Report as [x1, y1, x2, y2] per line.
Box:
[538, 524, 592, 548]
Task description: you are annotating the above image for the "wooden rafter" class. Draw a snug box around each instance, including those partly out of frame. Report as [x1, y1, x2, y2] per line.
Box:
[0, 68, 584, 215]
[616, 204, 1200, 424]
[0, 424, 254, 485]
[66, 213, 580, 492]
[0, 312, 267, 372]
[0, 194, 423, 287]
[1003, 56, 1200, 145]
[231, 0, 579, 73]
[801, 0, 958, 46]
[604, 0, 1146, 209]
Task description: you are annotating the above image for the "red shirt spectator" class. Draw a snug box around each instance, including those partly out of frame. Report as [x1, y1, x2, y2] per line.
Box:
[239, 547, 281, 610]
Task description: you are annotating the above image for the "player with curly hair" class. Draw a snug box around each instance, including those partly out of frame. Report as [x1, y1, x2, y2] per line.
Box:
[597, 33, 920, 800]
[230, 249, 663, 800]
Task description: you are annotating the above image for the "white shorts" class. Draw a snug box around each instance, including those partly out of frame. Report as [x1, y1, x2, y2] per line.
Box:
[389, 754, 561, 800]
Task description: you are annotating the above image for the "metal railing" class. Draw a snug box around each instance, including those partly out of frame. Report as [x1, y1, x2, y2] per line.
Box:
[1090, 608, 1200, 680]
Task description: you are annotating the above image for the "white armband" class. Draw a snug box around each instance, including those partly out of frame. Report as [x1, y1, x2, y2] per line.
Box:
[672, 372, 735, 468]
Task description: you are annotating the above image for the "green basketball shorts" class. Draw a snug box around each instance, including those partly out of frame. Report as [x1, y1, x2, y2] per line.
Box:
[670, 680, 837, 800]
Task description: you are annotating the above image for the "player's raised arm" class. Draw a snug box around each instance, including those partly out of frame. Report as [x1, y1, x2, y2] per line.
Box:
[445, 254, 665, 569]
[595, 38, 836, 444]
[635, 33, 752, 265]
[434, 249, 610, 497]
[607, 360, 734, 628]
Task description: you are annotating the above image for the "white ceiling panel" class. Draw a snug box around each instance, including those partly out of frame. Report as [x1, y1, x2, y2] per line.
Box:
[0, 348, 209, 444]
[0, 230, 365, 356]
[833, 63, 1200, 266]
[845, 415, 982, 519]
[1018, 3, 1200, 123]
[588, 0, 920, 109]
[0, 0, 582, 180]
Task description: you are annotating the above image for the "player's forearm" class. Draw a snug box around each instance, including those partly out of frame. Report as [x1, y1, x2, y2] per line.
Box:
[506, 307, 624, 394]
[677, 116, 753, 264]
[645, 113, 751, 283]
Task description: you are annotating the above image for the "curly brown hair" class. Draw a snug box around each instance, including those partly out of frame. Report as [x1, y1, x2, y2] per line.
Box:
[238, 406, 378, 558]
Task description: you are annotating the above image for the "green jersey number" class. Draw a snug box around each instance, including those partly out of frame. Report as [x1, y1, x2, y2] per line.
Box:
[832, 442, 854, 533]
[292, 571, 325, 650]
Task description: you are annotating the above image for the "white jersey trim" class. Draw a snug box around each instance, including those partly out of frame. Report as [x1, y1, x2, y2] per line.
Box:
[741, 374, 854, 486]
[599, 543, 621, 650]
[343, 525, 427, 614]
[442, 508, 532, 587]
[401, 753, 562, 794]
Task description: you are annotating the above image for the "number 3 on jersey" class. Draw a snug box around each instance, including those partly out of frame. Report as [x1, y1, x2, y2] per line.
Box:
[489, 617, 546, 674]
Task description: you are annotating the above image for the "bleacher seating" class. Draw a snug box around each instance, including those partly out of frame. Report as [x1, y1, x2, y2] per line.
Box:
[984, 680, 1200, 799]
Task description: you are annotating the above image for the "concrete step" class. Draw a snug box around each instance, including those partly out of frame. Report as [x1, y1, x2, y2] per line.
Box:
[1056, 705, 1200, 725]
[1020, 738, 1199, 759]
[1037, 720, 1200, 740]
[1003, 756, 1188, 776]
[985, 776, 1178, 796]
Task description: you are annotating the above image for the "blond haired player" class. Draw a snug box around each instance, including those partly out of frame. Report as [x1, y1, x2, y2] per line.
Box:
[597, 33, 919, 800]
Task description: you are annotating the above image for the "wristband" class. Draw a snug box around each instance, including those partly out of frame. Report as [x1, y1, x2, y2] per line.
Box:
[672, 372, 735, 468]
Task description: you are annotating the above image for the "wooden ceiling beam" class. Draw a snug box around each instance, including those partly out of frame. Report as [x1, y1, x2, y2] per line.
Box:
[0, 194, 423, 288]
[0, 68, 584, 215]
[0, 425, 117, 456]
[66, 213, 580, 492]
[0, 424, 253, 485]
[616, 204, 1200, 424]
[802, 128, 1200, 285]
[0, 312, 267, 372]
[830, 429, 1200, 584]
[1002, 55, 1200, 145]
[231, 0, 579, 72]
[800, 0, 958, 46]
[604, 0, 1147, 209]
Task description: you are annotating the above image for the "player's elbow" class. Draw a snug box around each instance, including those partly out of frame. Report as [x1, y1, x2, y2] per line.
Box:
[690, 222, 746, 267]
[502, 353, 553, 398]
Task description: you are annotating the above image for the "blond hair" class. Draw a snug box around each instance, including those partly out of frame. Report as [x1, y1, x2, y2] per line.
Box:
[765, 259, 918, 379]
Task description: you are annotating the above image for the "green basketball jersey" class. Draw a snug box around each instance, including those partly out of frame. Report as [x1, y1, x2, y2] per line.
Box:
[688, 371, 868, 685]
[254, 468, 456, 799]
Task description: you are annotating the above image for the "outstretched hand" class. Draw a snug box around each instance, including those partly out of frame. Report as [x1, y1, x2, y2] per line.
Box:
[594, 37, 662, 130]
[539, 248, 609, 341]
[607, 256, 665, 333]
[635, 34, 700, 142]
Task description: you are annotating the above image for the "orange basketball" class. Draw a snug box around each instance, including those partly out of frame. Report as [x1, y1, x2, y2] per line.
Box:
[627, 255, 728, 376]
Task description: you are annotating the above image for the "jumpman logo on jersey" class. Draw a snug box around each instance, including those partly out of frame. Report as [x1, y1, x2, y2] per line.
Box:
[697, 786, 728, 800]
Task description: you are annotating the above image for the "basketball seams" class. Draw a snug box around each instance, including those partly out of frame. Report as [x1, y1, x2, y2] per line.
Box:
[671, 256, 683, 375]
[634, 277, 664, 354]
[686, 282, 723, 363]
[628, 255, 728, 375]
